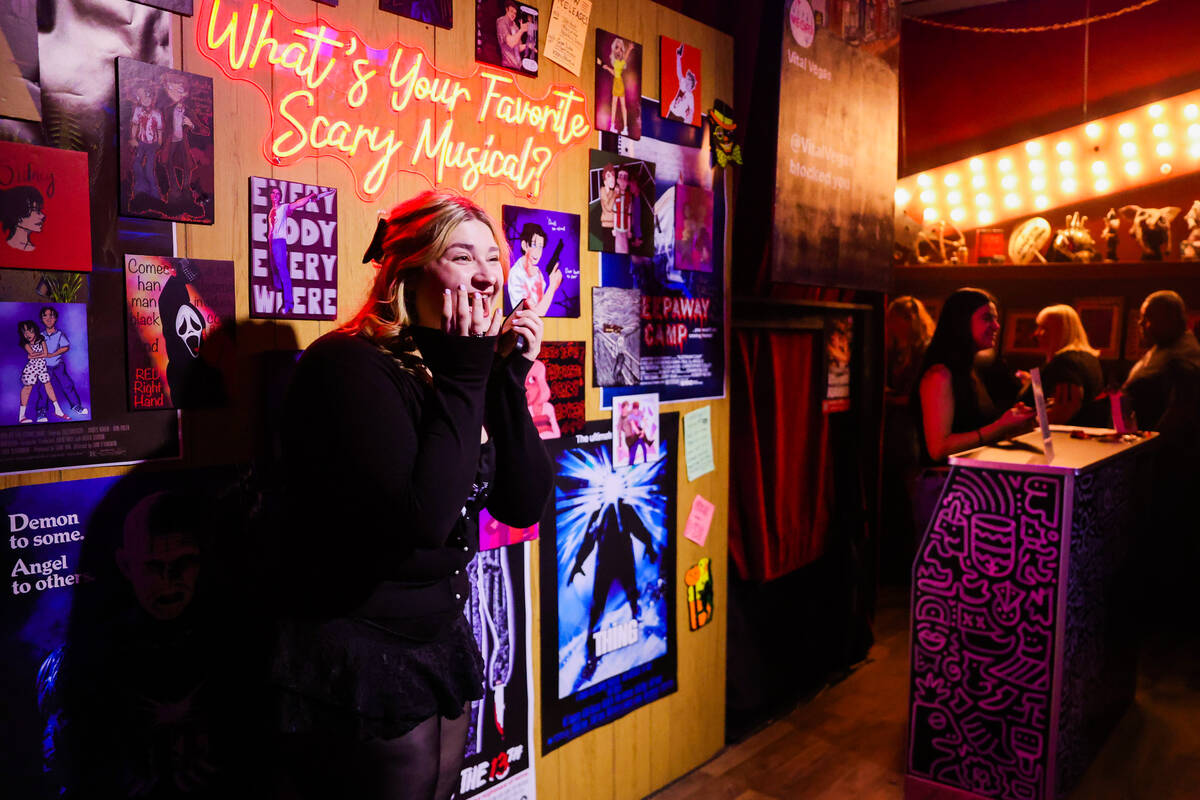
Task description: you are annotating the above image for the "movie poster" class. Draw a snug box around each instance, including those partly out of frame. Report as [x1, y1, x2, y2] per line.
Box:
[611, 392, 660, 468]
[1, 469, 250, 800]
[381, 0, 453, 28]
[116, 58, 214, 224]
[0, 301, 91, 425]
[823, 313, 853, 413]
[532, 340, 585, 437]
[457, 542, 536, 799]
[248, 177, 338, 320]
[659, 37, 701, 127]
[594, 29, 642, 139]
[502, 206, 580, 318]
[600, 100, 726, 408]
[124, 256, 234, 410]
[540, 417, 678, 753]
[587, 150, 655, 256]
[0, 142, 91, 271]
[477, 0, 539, 76]
[592, 287, 641, 387]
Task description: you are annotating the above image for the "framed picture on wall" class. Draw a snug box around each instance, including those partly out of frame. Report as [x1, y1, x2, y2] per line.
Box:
[1075, 297, 1124, 359]
[1002, 310, 1041, 356]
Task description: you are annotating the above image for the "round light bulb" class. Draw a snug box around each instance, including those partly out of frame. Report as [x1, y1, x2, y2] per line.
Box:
[1153, 123, 1169, 137]
[971, 174, 986, 188]
[1118, 122, 1135, 138]
[1059, 161, 1075, 174]
[1094, 178, 1111, 193]
[1188, 123, 1200, 139]
[978, 210, 994, 225]
[920, 190, 936, 204]
[1031, 176, 1047, 191]
[1157, 142, 1173, 157]
[895, 187, 912, 206]
[1086, 123, 1101, 138]
[950, 208, 966, 222]
[998, 157, 1013, 172]
[917, 173, 932, 187]
[1001, 175, 1018, 190]
[1149, 103, 1164, 118]
[969, 158, 983, 172]
[1062, 178, 1078, 193]
[1091, 161, 1107, 175]
[1029, 159, 1045, 173]
[975, 193, 991, 207]
[1125, 161, 1141, 177]
[947, 190, 963, 205]
[1004, 193, 1020, 208]
[1161, 163, 1173, 175]
[1055, 141, 1072, 156]
[923, 207, 938, 222]
[1121, 142, 1138, 157]
[1035, 196, 1049, 210]
[1025, 141, 1042, 155]
[1185, 104, 1199, 120]
[944, 173, 960, 187]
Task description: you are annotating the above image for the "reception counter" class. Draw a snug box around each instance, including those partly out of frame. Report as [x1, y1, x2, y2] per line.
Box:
[905, 429, 1157, 800]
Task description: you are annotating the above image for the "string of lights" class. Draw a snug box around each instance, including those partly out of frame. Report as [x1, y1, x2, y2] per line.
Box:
[907, 0, 1163, 34]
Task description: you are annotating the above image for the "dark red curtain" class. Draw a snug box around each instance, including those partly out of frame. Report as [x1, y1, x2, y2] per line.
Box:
[729, 328, 833, 581]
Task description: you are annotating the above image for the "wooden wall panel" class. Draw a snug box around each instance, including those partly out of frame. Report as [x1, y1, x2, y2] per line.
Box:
[5, 2, 734, 798]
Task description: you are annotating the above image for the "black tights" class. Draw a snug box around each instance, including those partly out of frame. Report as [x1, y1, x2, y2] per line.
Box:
[272, 707, 470, 800]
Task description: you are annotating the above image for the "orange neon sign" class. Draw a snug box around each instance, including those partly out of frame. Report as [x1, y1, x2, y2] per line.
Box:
[195, 0, 591, 201]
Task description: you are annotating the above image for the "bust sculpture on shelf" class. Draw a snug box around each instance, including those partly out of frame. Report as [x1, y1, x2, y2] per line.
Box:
[1120, 204, 1180, 261]
[1100, 207, 1121, 262]
[914, 219, 967, 264]
[1048, 212, 1096, 262]
[1181, 201, 1200, 261]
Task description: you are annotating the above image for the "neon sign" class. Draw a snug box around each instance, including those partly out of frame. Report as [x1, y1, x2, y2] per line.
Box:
[195, 0, 591, 201]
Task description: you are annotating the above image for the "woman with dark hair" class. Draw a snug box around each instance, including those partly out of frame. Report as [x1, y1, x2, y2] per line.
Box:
[913, 288, 1036, 464]
[0, 185, 46, 252]
[267, 189, 553, 800]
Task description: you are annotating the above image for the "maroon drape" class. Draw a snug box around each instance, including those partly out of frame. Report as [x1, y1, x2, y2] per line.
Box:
[729, 328, 833, 582]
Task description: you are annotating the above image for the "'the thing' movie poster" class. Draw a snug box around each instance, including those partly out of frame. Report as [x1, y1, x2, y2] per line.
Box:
[540, 416, 678, 753]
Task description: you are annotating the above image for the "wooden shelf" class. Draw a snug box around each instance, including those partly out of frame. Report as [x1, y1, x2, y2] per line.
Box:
[894, 260, 1200, 283]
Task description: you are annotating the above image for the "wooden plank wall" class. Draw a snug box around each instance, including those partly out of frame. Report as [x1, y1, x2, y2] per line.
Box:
[4, 2, 733, 798]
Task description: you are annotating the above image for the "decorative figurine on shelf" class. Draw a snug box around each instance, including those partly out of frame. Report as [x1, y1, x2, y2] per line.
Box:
[915, 219, 967, 264]
[1007, 216, 1052, 264]
[1100, 207, 1121, 261]
[1048, 212, 1097, 262]
[1180, 201, 1200, 261]
[1120, 204, 1180, 261]
[894, 209, 921, 265]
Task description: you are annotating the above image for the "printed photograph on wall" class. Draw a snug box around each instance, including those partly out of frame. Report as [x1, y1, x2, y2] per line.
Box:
[593, 286, 642, 387]
[380, 0, 452, 28]
[675, 183, 714, 272]
[612, 391, 660, 468]
[685, 557, 714, 631]
[117, 58, 214, 224]
[0, 142, 92, 271]
[595, 29, 642, 139]
[502, 205, 579, 318]
[458, 542, 536, 798]
[477, 0, 539, 76]
[248, 177, 338, 320]
[660, 36, 701, 126]
[540, 417, 678, 753]
[1, 468, 252, 799]
[531, 340, 585, 438]
[587, 150, 655, 256]
[124, 256, 234, 410]
[0, 301, 90, 425]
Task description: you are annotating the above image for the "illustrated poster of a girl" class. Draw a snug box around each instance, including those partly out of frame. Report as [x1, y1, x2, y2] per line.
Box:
[598, 37, 629, 135]
[17, 320, 69, 423]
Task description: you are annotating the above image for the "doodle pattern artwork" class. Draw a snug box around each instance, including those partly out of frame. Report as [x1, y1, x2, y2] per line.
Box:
[908, 467, 1067, 800]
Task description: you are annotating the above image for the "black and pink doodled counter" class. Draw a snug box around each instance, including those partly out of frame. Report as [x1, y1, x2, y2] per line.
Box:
[904, 428, 1158, 800]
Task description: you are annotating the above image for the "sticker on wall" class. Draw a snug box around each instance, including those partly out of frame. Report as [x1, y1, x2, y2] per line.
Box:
[675, 184, 714, 272]
[592, 286, 641, 387]
[612, 391, 660, 469]
[539, 416, 678, 753]
[0, 142, 92, 271]
[0, 301, 91, 426]
[380, 0, 452, 29]
[660, 37, 701, 127]
[124, 255, 234, 410]
[248, 177, 338, 320]
[587, 150, 655, 256]
[502, 205, 579, 318]
[532, 341, 585, 437]
[116, 58, 214, 224]
[477, 0, 539, 76]
[684, 557, 714, 631]
[595, 29, 642, 139]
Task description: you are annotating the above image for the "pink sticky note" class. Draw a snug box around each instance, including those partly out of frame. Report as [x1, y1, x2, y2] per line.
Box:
[684, 494, 715, 547]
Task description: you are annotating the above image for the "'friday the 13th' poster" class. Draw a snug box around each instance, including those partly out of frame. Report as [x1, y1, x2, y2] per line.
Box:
[540, 416, 677, 753]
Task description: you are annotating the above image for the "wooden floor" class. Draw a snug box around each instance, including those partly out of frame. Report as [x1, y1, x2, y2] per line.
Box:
[649, 590, 1200, 800]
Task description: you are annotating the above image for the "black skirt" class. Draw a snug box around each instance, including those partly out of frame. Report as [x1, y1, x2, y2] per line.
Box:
[269, 612, 484, 741]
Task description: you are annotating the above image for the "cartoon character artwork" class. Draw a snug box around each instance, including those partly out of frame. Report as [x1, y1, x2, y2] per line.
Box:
[595, 30, 642, 140]
[502, 205, 580, 318]
[661, 37, 701, 127]
[587, 150, 655, 256]
[1120, 204, 1181, 261]
[0, 142, 92, 271]
[707, 99, 742, 168]
[0, 301, 91, 427]
[117, 58, 214, 224]
[478, 0, 539, 76]
[684, 557, 713, 631]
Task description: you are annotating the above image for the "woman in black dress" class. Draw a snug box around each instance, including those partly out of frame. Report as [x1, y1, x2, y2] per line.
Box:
[1026, 304, 1105, 426]
[268, 190, 553, 800]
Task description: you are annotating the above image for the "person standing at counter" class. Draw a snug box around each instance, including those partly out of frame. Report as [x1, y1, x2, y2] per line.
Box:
[1022, 304, 1105, 426]
[267, 190, 553, 800]
[913, 288, 1037, 464]
[1122, 289, 1200, 436]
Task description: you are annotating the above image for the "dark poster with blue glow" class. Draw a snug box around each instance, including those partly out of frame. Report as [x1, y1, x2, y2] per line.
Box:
[600, 99, 725, 408]
[539, 416, 678, 753]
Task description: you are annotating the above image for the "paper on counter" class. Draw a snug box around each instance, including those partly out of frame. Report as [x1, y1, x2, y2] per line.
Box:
[683, 405, 715, 481]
